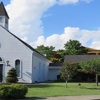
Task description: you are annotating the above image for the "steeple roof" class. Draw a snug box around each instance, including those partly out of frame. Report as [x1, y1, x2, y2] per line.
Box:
[0, 2, 9, 19]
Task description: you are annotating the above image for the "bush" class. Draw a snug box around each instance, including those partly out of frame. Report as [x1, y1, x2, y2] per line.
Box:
[6, 68, 18, 83]
[11, 84, 28, 98]
[73, 72, 95, 82]
[0, 85, 10, 99]
[0, 84, 28, 99]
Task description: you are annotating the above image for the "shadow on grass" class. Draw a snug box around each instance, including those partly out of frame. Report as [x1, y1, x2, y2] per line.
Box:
[80, 86, 100, 90]
[27, 84, 64, 88]
[27, 85, 49, 88]
[86, 88, 100, 90]
[25, 97, 47, 100]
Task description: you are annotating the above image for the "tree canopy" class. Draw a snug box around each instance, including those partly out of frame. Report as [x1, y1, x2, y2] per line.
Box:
[36, 40, 89, 62]
[64, 39, 88, 55]
[80, 58, 100, 86]
[59, 62, 77, 88]
[36, 45, 58, 62]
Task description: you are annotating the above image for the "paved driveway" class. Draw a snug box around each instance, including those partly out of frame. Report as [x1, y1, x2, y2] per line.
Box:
[24, 95, 100, 100]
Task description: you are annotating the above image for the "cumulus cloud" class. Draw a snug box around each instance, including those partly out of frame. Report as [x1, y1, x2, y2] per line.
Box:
[58, 0, 79, 5]
[21, 36, 28, 42]
[90, 41, 100, 49]
[81, 0, 93, 3]
[5, 0, 94, 50]
[5, 0, 92, 39]
[6, 0, 56, 40]
[30, 27, 100, 50]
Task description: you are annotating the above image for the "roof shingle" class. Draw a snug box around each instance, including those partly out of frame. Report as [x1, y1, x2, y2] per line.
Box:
[64, 55, 100, 63]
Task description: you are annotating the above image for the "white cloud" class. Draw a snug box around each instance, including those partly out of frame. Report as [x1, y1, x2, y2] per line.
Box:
[90, 41, 100, 49]
[58, 0, 79, 5]
[6, 0, 56, 40]
[5, 0, 94, 50]
[5, 0, 92, 39]
[30, 27, 100, 50]
[81, 0, 93, 3]
[21, 36, 28, 42]
[57, 0, 93, 5]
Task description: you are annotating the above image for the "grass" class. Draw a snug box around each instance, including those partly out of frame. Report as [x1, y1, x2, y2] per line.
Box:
[26, 82, 100, 98]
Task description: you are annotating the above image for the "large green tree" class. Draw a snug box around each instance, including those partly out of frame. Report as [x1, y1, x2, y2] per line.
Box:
[57, 49, 66, 63]
[36, 45, 56, 61]
[36, 40, 88, 63]
[80, 58, 100, 86]
[57, 40, 89, 62]
[59, 62, 77, 88]
[64, 39, 88, 55]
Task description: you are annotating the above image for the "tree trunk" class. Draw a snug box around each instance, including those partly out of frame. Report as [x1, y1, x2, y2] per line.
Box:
[96, 73, 98, 86]
[66, 80, 68, 88]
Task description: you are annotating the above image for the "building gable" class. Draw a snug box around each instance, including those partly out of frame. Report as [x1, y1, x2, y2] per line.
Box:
[0, 2, 9, 19]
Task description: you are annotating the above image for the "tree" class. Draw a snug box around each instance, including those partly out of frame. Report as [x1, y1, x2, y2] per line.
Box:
[64, 39, 89, 55]
[6, 68, 18, 83]
[57, 49, 66, 63]
[59, 62, 77, 88]
[80, 58, 100, 86]
[36, 45, 57, 62]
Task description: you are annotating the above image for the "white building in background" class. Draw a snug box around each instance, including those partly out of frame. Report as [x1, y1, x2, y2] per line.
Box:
[49, 63, 62, 80]
[0, 2, 50, 83]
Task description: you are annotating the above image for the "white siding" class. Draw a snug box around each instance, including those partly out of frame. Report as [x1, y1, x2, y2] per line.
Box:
[49, 67, 62, 80]
[0, 16, 8, 30]
[32, 52, 49, 82]
[0, 26, 33, 83]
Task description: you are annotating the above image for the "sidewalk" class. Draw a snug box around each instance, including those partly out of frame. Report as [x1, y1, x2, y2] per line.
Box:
[25, 95, 100, 100]
[45, 95, 100, 100]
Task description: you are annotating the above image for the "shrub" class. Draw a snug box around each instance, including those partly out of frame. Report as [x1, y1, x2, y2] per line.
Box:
[11, 84, 28, 98]
[0, 85, 10, 99]
[0, 84, 28, 99]
[6, 68, 18, 83]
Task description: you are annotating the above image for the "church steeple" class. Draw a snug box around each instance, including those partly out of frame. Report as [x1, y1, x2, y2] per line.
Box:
[0, 2, 9, 30]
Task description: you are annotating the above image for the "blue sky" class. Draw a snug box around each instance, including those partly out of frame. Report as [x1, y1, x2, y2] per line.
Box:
[1, 0, 100, 50]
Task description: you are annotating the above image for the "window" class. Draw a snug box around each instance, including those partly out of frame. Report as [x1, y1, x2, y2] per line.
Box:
[88, 53, 96, 55]
[0, 17, 3, 23]
[0, 58, 2, 61]
[5, 18, 8, 24]
[15, 59, 21, 78]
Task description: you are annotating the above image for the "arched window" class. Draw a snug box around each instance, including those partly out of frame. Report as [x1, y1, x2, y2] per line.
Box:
[0, 57, 3, 64]
[15, 59, 21, 78]
[0, 58, 2, 61]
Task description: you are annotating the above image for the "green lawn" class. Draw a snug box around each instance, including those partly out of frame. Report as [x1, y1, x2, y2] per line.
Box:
[26, 82, 100, 98]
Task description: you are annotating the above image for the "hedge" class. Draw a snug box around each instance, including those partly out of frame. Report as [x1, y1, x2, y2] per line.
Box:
[0, 84, 28, 99]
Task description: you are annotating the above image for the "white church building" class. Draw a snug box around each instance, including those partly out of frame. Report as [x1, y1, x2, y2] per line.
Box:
[0, 2, 51, 83]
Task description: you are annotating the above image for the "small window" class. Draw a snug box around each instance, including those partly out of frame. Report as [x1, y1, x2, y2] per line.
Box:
[0, 17, 3, 23]
[5, 18, 8, 24]
[88, 53, 96, 55]
[15, 59, 21, 78]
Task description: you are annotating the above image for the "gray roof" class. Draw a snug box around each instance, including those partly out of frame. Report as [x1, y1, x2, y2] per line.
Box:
[0, 2, 9, 19]
[64, 55, 100, 63]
